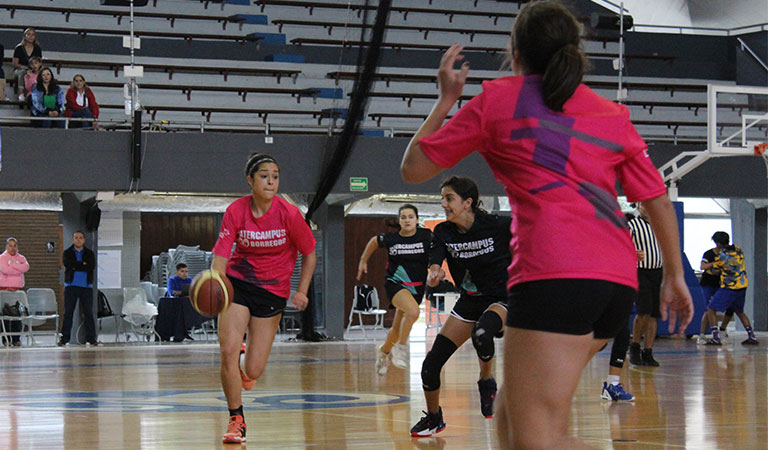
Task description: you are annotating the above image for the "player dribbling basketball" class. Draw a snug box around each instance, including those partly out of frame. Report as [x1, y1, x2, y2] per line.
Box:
[211, 153, 316, 444]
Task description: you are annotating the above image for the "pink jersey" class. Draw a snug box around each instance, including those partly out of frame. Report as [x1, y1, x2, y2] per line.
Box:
[420, 75, 666, 290]
[212, 195, 316, 298]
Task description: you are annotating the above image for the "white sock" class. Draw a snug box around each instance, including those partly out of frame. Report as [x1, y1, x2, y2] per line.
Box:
[607, 375, 621, 385]
[239, 352, 246, 373]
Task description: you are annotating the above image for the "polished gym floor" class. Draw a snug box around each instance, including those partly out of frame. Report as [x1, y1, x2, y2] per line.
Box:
[0, 326, 766, 449]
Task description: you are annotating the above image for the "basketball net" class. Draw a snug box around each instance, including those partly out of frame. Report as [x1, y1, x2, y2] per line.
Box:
[755, 143, 768, 178]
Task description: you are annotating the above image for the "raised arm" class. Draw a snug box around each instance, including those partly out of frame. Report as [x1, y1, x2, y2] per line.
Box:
[356, 236, 380, 281]
[641, 194, 694, 333]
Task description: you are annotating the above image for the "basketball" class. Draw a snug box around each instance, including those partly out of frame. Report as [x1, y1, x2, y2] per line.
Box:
[190, 270, 233, 317]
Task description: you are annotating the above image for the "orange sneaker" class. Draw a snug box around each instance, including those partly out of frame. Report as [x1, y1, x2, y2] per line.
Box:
[239, 343, 255, 391]
[222, 415, 247, 444]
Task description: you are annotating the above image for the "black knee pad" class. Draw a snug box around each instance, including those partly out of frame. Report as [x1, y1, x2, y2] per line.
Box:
[472, 310, 503, 362]
[421, 334, 458, 392]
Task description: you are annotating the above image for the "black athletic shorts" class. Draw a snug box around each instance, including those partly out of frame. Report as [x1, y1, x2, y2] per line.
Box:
[385, 280, 425, 308]
[636, 268, 663, 318]
[451, 294, 507, 323]
[228, 275, 287, 318]
[506, 278, 636, 339]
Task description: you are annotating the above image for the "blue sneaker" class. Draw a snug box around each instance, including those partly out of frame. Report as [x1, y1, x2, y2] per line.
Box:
[601, 382, 635, 402]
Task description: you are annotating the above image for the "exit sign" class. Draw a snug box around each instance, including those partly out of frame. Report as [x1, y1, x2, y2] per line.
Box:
[350, 177, 368, 192]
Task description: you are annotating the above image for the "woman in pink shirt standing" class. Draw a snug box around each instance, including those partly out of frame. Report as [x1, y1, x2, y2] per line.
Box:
[0, 237, 30, 347]
[401, 1, 693, 447]
[0, 237, 29, 290]
[212, 153, 317, 444]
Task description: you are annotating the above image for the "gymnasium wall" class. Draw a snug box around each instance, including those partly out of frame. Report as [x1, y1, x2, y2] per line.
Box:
[1, 128, 766, 198]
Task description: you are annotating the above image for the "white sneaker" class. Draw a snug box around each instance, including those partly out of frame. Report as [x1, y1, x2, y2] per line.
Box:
[721, 329, 729, 338]
[375, 344, 390, 375]
[391, 343, 408, 369]
[696, 335, 708, 345]
[17, 93, 25, 102]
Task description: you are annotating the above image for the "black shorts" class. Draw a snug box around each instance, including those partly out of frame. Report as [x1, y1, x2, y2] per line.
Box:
[229, 276, 287, 318]
[384, 280, 425, 308]
[636, 268, 663, 318]
[451, 294, 507, 322]
[506, 279, 636, 339]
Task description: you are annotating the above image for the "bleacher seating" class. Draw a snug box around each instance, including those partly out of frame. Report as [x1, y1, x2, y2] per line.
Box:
[0, 0, 762, 143]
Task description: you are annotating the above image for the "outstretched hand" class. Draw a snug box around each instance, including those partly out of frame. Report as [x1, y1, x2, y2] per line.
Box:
[659, 274, 694, 334]
[438, 44, 470, 104]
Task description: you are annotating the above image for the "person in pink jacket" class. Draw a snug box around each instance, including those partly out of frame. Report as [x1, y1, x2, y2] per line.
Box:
[0, 237, 30, 346]
[0, 237, 29, 290]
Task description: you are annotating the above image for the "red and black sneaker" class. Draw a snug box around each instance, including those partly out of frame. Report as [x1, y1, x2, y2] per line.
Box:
[410, 407, 446, 437]
[222, 415, 247, 444]
[478, 377, 497, 418]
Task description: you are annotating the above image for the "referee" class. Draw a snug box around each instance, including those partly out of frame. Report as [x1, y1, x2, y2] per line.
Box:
[628, 204, 663, 367]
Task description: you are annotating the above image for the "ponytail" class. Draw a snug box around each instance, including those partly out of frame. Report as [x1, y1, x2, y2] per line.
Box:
[542, 43, 585, 111]
[511, 1, 588, 112]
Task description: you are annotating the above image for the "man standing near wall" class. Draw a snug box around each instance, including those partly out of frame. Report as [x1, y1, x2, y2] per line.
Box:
[58, 231, 97, 347]
[628, 204, 663, 367]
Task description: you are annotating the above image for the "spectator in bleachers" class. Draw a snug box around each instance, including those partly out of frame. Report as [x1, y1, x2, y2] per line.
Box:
[12, 28, 42, 99]
[64, 74, 100, 129]
[30, 67, 65, 128]
[21, 56, 42, 104]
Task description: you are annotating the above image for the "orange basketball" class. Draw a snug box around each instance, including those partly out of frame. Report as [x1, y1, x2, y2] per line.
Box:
[190, 270, 233, 317]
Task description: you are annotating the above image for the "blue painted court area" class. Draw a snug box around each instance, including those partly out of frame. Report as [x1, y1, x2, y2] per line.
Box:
[1, 389, 409, 413]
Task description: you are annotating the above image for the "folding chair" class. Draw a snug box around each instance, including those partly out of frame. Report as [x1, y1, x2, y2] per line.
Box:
[122, 287, 159, 342]
[345, 284, 387, 340]
[25, 288, 60, 346]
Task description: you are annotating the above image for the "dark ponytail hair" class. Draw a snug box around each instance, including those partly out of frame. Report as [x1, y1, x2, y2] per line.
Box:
[440, 175, 485, 214]
[511, 0, 587, 111]
[244, 153, 278, 178]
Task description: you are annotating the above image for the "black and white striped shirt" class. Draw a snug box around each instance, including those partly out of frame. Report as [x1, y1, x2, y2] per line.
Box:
[628, 216, 663, 269]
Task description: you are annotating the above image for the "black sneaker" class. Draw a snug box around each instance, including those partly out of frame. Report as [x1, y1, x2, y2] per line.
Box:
[410, 407, 446, 437]
[478, 377, 497, 418]
[628, 342, 644, 366]
[742, 337, 759, 345]
[641, 348, 659, 367]
[57, 340, 69, 347]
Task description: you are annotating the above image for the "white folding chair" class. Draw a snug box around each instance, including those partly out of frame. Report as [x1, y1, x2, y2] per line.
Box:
[0, 290, 29, 346]
[122, 287, 159, 342]
[25, 288, 60, 346]
[345, 284, 387, 340]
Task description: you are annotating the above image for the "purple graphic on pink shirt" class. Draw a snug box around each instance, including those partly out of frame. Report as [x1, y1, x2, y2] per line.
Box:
[511, 76, 626, 230]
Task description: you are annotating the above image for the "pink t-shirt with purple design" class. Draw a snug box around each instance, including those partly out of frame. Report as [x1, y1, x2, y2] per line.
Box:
[212, 195, 316, 298]
[420, 75, 666, 290]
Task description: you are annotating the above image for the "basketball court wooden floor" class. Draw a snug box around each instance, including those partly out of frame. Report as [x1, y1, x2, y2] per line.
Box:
[0, 332, 767, 449]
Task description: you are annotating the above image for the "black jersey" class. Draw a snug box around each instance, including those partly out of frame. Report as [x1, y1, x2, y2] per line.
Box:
[430, 213, 512, 298]
[699, 248, 721, 288]
[377, 228, 432, 295]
